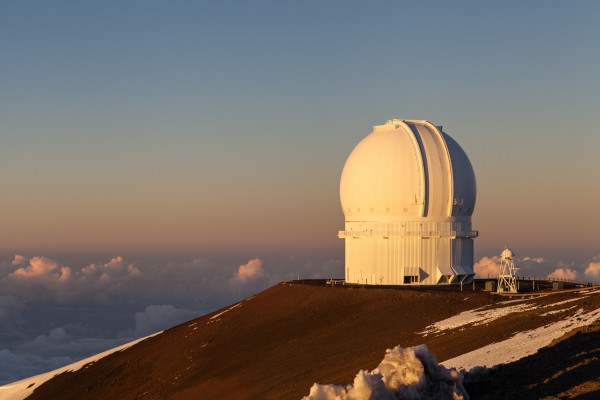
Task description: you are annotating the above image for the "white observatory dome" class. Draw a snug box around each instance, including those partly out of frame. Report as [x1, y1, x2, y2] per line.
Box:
[339, 119, 478, 286]
[501, 248, 515, 260]
[340, 119, 476, 220]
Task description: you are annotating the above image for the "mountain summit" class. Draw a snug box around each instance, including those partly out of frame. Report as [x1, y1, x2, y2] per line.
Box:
[2, 283, 599, 399]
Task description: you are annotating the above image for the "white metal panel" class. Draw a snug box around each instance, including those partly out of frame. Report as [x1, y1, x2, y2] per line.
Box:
[341, 119, 477, 285]
[438, 265, 454, 275]
[452, 265, 467, 275]
[406, 122, 452, 217]
[443, 132, 477, 217]
[340, 124, 424, 219]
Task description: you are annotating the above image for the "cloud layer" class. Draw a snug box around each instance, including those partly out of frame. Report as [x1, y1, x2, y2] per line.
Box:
[0, 252, 343, 384]
[547, 268, 578, 281]
[231, 258, 265, 284]
[475, 254, 591, 282]
[474, 256, 502, 278]
[1, 250, 595, 385]
[134, 305, 196, 336]
[584, 258, 600, 280]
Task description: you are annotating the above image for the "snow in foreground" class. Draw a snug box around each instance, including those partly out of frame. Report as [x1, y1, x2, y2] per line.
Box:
[420, 302, 536, 335]
[442, 307, 600, 371]
[0, 332, 161, 400]
[421, 296, 589, 336]
[306, 291, 600, 399]
[303, 345, 467, 400]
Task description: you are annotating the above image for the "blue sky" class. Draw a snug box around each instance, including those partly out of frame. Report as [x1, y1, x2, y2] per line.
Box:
[1, 1, 599, 259]
[0, 1, 599, 383]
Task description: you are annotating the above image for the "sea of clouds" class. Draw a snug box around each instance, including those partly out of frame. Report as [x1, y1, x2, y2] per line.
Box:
[1, 250, 598, 385]
[473, 254, 600, 284]
[0, 253, 343, 384]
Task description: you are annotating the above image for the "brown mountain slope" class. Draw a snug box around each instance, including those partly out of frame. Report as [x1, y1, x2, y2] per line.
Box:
[464, 325, 599, 399]
[25, 283, 599, 400]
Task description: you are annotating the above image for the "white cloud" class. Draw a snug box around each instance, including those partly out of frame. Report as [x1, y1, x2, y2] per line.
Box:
[0, 255, 148, 304]
[5, 257, 74, 302]
[231, 258, 265, 284]
[14, 327, 130, 361]
[0, 252, 345, 384]
[303, 344, 467, 400]
[0, 348, 71, 385]
[475, 255, 584, 280]
[127, 264, 141, 277]
[0, 325, 131, 385]
[0, 296, 25, 340]
[77, 257, 141, 283]
[0, 254, 344, 307]
[133, 305, 196, 337]
[521, 256, 544, 263]
[10, 256, 69, 279]
[31, 327, 71, 346]
[12, 255, 27, 266]
[58, 266, 72, 282]
[517, 257, 558, 278]
[474, 256, 501, 278]
[105, 256, 126, 268]
[547, 268, 578, 281]
[584, 262, 600, 280]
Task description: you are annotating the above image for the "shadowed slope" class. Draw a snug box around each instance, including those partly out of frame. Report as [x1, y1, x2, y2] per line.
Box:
[24, 283, 599, 400]
[465, 326, 600, 399]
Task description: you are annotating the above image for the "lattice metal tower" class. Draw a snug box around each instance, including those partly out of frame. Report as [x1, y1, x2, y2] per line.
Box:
[497, 247, 518, 293]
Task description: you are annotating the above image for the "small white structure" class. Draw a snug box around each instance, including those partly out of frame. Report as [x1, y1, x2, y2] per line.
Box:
[497, 248, 519, 293]
[339, 119, 478, 285]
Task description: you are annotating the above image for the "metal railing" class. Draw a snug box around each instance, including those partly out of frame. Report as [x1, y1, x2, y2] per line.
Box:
[338, 230, 478, 238]
[481, 275, 594, 287]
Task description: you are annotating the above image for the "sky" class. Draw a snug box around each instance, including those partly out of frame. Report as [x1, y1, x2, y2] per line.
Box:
[1, 0, 600, 384]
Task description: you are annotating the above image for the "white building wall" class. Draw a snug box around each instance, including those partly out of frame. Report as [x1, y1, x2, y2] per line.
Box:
[339, 119, 477, 285]
[342, 219, 475, 285]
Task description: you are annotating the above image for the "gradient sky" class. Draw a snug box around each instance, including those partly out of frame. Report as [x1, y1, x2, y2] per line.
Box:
[1, 1, 599, 262]
[1, 1, 600, 385]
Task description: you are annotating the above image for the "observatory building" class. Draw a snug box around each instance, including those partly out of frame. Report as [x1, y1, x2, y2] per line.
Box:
[339, 119, 478, 285]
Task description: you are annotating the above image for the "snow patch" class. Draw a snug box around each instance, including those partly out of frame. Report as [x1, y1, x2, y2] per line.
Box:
[422, 295, 591, 336]
[303, 345, 468, 400]
[421, 303, 536, 335]
[209, 302, 242, 320]
[546, 297, 588, 307]
[496, 297, 537, 305]
[540, 305, 578, 316]
[442, 308, 600, 371]
[584, 288, 600, 294]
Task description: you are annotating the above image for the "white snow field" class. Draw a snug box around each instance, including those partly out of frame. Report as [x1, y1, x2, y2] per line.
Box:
[0, 333, 161, 400]
[420, 302, 537, 335]
[421, 294, 590, 336]
[442, 307, 600, 371]
[3, 289, 598, 400]
[206, 301, 243, 325]
[303, 344, 468, 400]
[305, 289, 599, 399]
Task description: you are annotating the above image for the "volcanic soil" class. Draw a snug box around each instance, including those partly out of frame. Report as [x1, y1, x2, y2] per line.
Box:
[23, 282, 600, 400]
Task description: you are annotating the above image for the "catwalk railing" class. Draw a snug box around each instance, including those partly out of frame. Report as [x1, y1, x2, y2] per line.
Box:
[479, 275, 595, 287]
[338, 230, 479, 239]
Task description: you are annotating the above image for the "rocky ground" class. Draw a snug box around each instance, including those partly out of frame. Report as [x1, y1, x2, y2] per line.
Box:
[464, 324, 599, 399]
[3, 281, 599, 399]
